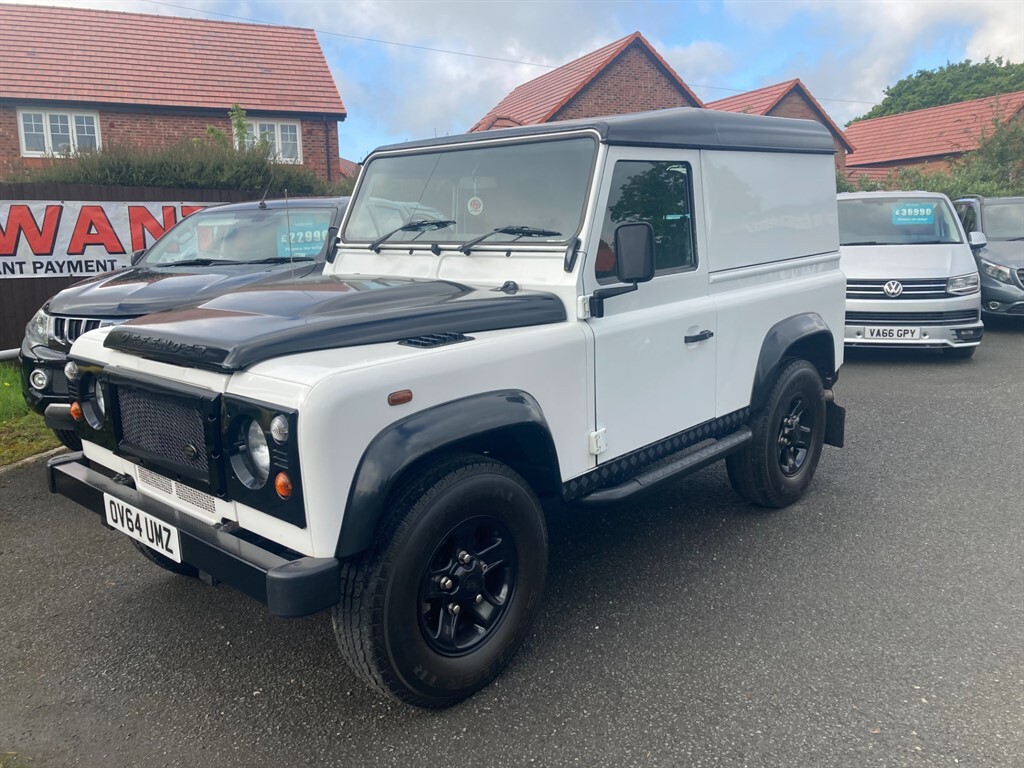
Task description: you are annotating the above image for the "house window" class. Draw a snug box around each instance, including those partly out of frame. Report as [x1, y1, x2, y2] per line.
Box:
[240, 120, 302, 163]
[17, 109, 101, 156]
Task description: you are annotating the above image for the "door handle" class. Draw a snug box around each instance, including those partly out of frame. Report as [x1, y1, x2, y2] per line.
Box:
[684, 329, 714, 343]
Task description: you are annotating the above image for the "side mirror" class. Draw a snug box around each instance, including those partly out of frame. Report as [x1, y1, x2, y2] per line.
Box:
[325, 226, 340, 263]
[613, 222, 656, 284]
[967, 231, 987, 252]
[130, 249, 146, 265]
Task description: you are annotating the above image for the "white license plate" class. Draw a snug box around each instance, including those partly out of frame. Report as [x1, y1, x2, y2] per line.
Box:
[866, 326, 920, 340]
[103, 493, 182, 563]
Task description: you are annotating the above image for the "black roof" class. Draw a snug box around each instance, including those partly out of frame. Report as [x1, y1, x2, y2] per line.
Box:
[375, 107, 836, 156]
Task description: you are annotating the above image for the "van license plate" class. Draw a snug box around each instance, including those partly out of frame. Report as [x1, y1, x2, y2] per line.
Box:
[866, 326, 920, 340]
[103, 493, 182, 563]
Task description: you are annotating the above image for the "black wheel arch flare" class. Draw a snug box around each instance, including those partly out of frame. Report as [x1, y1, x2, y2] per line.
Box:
[336, 390, 560, 559]
[751, 313, 836, 412]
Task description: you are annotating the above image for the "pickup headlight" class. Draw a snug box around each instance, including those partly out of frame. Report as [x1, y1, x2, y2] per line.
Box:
[80, 374, 107, 429]
[25, 309, 50, 346]
[947, 273, 980, 295]
[979, 258, 1013, 284]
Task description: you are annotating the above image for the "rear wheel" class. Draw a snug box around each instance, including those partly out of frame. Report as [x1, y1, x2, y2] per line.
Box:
[943, 346, 976, 359]
[727, 359, 826, 508]
[333, 455, 547, 708]
[52, 429, 81, 451]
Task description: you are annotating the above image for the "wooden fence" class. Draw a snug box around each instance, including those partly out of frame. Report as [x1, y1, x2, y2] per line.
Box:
[0, 183, 255, 350]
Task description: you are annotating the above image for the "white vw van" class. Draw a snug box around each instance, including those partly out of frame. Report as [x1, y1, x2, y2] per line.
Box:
[838, 191, 984, 358]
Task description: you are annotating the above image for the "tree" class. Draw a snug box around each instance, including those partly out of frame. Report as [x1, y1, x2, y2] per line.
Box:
[851, 58, 1024, 123]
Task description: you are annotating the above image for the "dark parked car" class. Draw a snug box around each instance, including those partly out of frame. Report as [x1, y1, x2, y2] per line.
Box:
[20, 196, 349, 448]
[954, 196, 1024, 317]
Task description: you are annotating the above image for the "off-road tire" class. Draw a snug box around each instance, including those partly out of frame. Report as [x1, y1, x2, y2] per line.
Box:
[727, 359, 826, 508]
[333, 454, 547, 708]
[53, 428, 81, 451]
[131, 540, 199, 577]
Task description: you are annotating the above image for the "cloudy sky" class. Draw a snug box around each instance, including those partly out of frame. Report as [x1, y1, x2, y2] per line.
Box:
[7, 0, 1024, 161]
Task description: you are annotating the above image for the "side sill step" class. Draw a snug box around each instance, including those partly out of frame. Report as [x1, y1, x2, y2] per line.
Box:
[576, 426, 753, 506]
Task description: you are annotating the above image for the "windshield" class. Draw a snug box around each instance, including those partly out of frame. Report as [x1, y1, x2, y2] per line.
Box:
[983, 201, 1024, 240]
[344, 136, 596, 247]
[838, 197, 963, 246]
[142, 207, 336, 265]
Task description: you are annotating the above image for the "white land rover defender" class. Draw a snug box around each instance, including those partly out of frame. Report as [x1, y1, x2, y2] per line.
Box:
[50, 108, 847, 708]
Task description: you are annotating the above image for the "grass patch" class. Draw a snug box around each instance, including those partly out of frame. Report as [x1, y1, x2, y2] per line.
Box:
[1, 753, 32, 768]
[0, 363, 59, 466]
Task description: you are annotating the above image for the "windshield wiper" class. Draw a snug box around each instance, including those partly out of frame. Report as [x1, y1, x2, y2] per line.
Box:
[245, 256, 317, 264]
[459, 225, 562, 255]
[369, 219, 455, 253]
[149, 258, 242, 267]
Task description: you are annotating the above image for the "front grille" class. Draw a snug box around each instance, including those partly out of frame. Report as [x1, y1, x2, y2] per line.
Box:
[846, 310, 979, 325]
[845, 278, 948, 299]
[138, 466, 217, 514]
[53, 316, 104, 345]
[1017, 269, 1024, 286]
[116, 384, 209, 474]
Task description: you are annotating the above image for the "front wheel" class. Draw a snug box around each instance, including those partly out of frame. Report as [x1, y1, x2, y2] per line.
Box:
[727, 359, 826, 508]
[943, 346, 976, 359]
[333, 455, 547, 708]
[52, 428, 81, 451]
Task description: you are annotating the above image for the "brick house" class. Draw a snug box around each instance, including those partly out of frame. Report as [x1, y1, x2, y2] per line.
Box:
[0, 4, 346, 182]
[706, 79, 854, 172]
[470, 32, 703, 132]
[842, 91, 1024, 182]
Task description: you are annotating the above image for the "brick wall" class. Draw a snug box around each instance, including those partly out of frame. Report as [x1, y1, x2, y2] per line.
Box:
[0, 105, 340, 182]
[553, 45, 700, 121]
[769, 91, 848, 172]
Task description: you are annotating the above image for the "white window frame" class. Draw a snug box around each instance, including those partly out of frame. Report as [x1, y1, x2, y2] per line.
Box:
[16, 108, 102, 157]
[236, 119, 303, 164]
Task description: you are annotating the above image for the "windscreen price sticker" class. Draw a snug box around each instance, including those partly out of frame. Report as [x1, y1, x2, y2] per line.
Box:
[277, 217, 329, 257]
[892, 204, 935, 225]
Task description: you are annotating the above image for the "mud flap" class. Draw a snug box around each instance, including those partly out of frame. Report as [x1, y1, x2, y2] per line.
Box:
[824, 401, 846, 448]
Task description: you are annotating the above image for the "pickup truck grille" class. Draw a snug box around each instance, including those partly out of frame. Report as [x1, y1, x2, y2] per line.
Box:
[846, 310, 979, 325]
[116, 384, 210, 474]
[53, 316, 103, 346]
[845, 278, 948, 299]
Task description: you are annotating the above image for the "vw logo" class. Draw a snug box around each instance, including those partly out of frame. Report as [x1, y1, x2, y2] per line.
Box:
[883, 280, 904, 298]
[182, 444, 198, 460]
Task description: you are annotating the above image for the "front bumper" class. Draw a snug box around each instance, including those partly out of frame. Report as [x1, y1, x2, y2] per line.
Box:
[19, 340, 71, 415]
[979, 276, 1024, 315]
[48, 453, 340, 618]
[844, 295, 984, 348]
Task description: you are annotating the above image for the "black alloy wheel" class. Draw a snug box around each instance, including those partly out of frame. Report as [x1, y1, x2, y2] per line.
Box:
[777, 394, 814, 477]
[418, 516, 517, 656]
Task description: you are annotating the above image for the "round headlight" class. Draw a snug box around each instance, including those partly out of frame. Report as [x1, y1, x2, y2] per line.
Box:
[270, 414, 290, 444]
[246, 420, 271, 482]
[81, 375, 106, 429]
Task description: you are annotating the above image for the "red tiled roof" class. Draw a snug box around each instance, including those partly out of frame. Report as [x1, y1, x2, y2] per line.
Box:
[0, 4, 346, 116]
[844, 91, 1024, 167]
[707, 78, 854, 152]
[470, 32, 703, 132]
[337, 157, 360, 178]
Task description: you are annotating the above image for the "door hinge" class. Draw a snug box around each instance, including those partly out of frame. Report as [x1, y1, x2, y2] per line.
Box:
[577, 295, 592, 319]
[588, 428, 608, 456]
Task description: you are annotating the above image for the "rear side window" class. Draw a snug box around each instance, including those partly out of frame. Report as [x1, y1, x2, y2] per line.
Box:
[596, 161, 697, 282]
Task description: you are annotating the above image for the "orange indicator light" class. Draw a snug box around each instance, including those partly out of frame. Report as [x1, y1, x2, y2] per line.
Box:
[388, 389, 413, 406]
[70, 402, 83, 421]
[275, 472, 293, 500]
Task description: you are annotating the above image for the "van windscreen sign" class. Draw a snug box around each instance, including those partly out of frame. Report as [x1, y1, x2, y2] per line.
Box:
[0, 200, 204, 279]
[891, 203, 935, 225]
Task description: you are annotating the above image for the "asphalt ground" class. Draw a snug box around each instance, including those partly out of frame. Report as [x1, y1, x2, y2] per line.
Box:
[1, 320, 1021, 768]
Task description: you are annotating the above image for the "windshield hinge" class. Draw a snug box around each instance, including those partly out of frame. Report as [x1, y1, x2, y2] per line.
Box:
[588, 428, 608, 456]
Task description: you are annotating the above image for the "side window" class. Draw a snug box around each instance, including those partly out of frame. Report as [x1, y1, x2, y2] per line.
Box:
[956, 202, 978, 233]
[596, 161, 697, 282]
